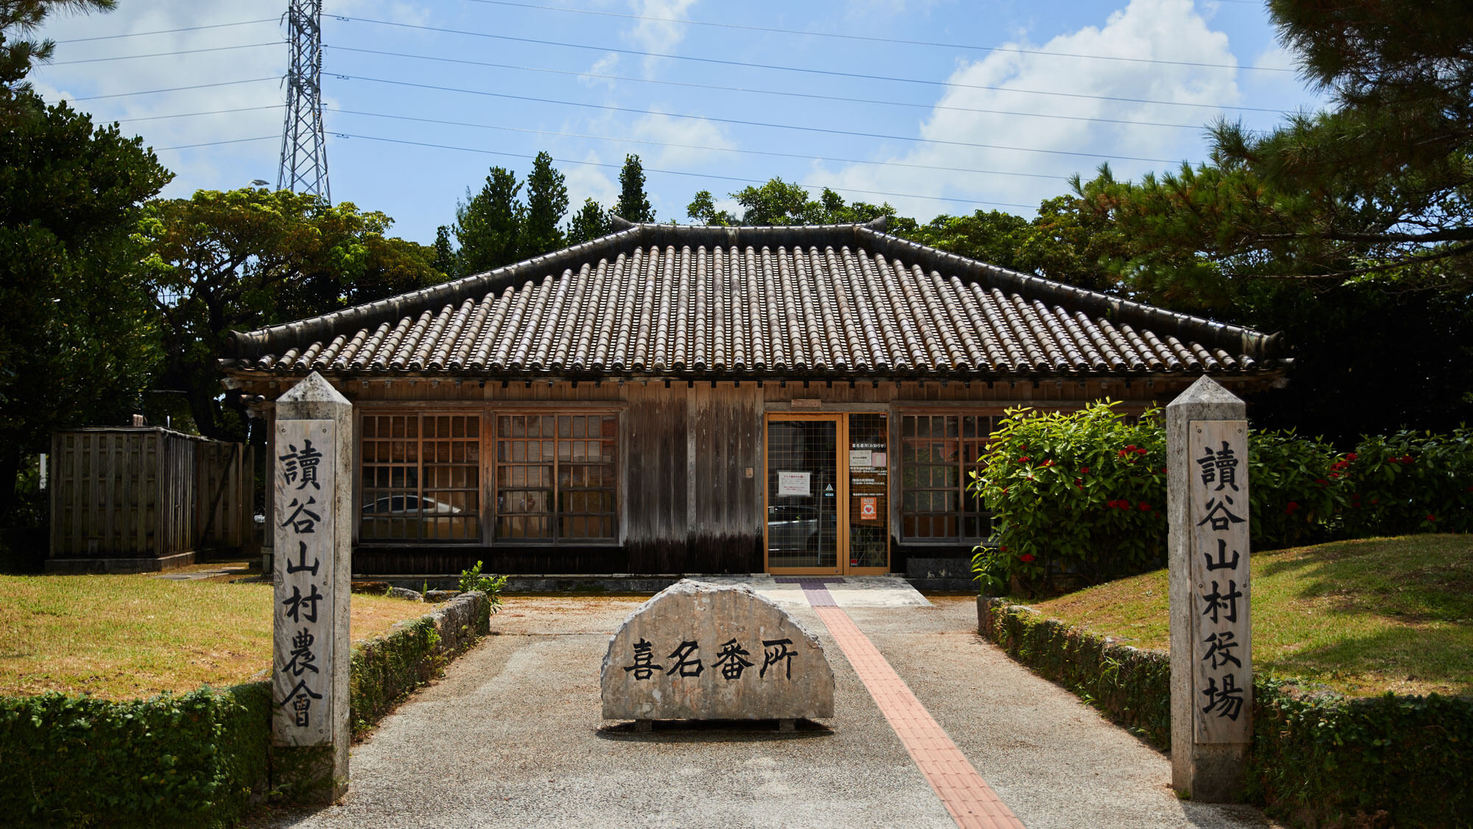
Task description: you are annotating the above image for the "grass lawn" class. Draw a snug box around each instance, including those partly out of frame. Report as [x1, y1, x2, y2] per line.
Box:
[1029, 534, 1473, 697]
[0, 563, 431, 700]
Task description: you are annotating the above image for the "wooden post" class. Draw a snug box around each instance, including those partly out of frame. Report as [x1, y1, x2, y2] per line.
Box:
[272, 372, 351, 803]
[1167, 376, 1252, 801]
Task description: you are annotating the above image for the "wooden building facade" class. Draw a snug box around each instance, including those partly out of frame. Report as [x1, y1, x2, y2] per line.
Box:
[224, 220, 1285, 577]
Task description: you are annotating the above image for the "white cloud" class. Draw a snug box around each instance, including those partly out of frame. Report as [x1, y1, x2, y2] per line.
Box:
[807, 0, 1243, 220]
[1252, 43, 1298, 74]
[28, 0, 427, 196]
[627, 0, 697, 78]
[581, 52, 622, 89]
[630, 111, 734, 168]
[565, 150, 620, 208]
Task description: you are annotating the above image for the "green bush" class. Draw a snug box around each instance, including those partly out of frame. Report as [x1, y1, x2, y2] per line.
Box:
[978, 599, 1473, 827]
[1340, 429, 1473, 536]
[1250, 680, 1473, 827]
[458, 559, 506, 614]
[0, 681, 270, 828]
[1244, 429, 1348, 549]
[970, 402, 1168, 594]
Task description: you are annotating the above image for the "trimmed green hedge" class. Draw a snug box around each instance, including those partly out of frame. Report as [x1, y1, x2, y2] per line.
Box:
[0, 681, 271, 828]
[0, 591, 492, 827]
[979, 599, 1473, 828]
[350, 590, 491, 737]
[979, 598, 1171, 747]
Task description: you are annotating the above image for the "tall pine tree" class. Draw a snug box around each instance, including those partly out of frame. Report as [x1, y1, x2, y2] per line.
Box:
[615, 154, 654, 223]
[431, 225, 458, 278]
[454, 167, 523, 274]
[522, 151, 568, 257]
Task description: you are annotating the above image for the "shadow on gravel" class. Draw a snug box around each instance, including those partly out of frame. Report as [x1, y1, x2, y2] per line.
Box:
[596, 719, 833, 742]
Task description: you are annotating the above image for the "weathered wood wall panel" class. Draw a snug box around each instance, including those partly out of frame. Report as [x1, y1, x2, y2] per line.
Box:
[687, 383, 763, 573]
[624, 382, 688, 572]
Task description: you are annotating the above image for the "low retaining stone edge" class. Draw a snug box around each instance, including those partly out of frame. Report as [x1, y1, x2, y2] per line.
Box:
[0, 590, 492, 828]
[977, 597, 1473, 828]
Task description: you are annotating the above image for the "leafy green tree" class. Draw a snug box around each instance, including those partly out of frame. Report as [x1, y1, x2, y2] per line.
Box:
[902, 210, 1030, 273]
[615, 154, 654, 223]
[455, 167, 523, 274]
[567, 198, 611, 244]
[729, 178, 896, 226]
[1, 0, 171, 521]
[731, 178, 817, 225]
[138, 189, 444, 440]
[522, 151, 567, 257]
[686, 190, 734, 226]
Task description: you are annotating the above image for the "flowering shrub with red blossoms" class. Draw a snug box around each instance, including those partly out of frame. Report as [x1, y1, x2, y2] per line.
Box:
[969, 403, 1469, 595]
[970, 402, 1167, 594]
[1338, 429, 1473, 535]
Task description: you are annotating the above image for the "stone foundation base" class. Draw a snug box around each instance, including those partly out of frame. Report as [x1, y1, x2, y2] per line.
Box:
[46, 551, 195, 574]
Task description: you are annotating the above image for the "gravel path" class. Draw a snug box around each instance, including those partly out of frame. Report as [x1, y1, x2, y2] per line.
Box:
[263, 594, 1276, 828]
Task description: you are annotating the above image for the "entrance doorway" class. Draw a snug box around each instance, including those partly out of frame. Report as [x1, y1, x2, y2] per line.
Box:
[764, 413, 890, 575]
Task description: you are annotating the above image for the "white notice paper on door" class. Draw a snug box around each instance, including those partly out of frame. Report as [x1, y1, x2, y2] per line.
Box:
[776, 471, 811, 497]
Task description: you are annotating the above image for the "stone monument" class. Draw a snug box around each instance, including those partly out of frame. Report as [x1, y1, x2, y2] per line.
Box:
[1167, 376, 1252, 801]
[601, 580, 834, 729]
[272, 372, 352, 802]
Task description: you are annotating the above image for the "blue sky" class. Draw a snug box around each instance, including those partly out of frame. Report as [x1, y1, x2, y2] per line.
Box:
[32, 0, 1322, 246]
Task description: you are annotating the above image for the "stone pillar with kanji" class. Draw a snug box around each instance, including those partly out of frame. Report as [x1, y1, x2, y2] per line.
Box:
[271, 372, 352, 802]
[1168, 375, 1252, 802]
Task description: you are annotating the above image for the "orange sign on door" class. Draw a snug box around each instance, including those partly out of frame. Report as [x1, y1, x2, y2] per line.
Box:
[859, 496, 878, 521]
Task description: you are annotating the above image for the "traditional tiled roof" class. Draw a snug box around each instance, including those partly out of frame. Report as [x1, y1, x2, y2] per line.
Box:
[224, 219, 1281, 379]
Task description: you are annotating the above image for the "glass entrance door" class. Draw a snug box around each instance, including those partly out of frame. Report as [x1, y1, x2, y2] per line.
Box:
[765, 413, 891, 574]
[765, 417, 839, 571]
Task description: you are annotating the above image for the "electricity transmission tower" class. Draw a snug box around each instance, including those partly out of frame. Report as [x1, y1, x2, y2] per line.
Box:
[276, 0, 330, 202]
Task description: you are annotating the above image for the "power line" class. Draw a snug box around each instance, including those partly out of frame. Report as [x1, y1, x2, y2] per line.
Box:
[337, 15, 1289, 114]
[55, 18, 278, 44]
[464, 0, 1293, 73]
[49, 41, 284, 66]
[338, 73, 1188, 165]
[158, 136, 278, 151]
[114, 104, 285, 124]
[70, 77, 280, 102]
[327, 44, 1214, 131]
[326, 107, 1075, 181]
[330, 131, 1039, 209]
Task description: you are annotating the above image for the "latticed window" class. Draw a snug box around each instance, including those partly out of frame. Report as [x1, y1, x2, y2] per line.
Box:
[359, 413, 480, 541]
[899, 413, 999, 543]
[495, 413, 617, 541]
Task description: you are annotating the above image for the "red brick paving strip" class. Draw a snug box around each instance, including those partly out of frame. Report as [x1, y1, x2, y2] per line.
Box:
[810, 601, 1026, 829]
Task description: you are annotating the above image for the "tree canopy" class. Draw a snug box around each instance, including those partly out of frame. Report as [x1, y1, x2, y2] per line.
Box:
[138, 189, 444, 440]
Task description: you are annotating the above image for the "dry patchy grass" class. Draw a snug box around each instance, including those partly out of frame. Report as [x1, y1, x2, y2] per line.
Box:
[1030, 534, 1473, 697]
[0, 569, 430, 700]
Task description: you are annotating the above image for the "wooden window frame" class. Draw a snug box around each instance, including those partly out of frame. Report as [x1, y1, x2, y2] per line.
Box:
[895, 409, 1007, 546]
[492, 410, 620, 545]
[354, 404, 623, 548]
[356, 410, 483, 544]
